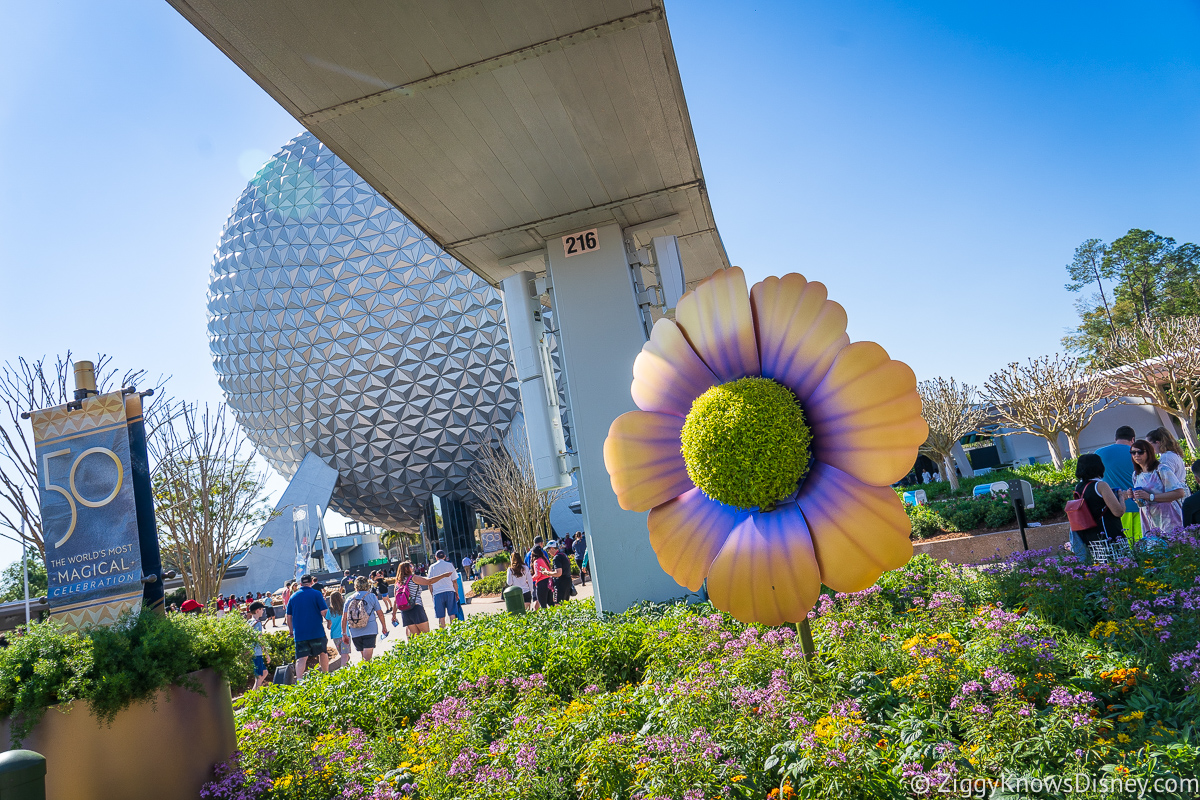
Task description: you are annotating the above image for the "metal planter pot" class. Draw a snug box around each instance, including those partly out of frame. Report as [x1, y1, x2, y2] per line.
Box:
[0, 668, 236, 800]
[480, 562, 505, 578]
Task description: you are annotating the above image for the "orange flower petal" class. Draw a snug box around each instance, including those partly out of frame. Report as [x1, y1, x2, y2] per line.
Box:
[674, 267, 760, 382]
[806, 341, 928, 486]
[631, 319, 719, 417]
[750, 273, 850, 403]
[705, 503, 822, 625]
[797, 462, 913, 593]
[647, 488, 739, 591]
[602, 410, 693, 512]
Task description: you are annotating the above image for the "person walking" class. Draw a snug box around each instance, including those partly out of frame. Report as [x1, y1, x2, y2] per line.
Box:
[326, 590, 350, 664]
[1127, 438, 1187, 537]
[529, 542, 558, 609]
[339, 570, 353, 593]
[1147, 428, 1188, 488]
[571, 532, 587, 585]
[1183, 460, 1200, 527]
[1095, 426, 1139, 544]
[506, 553, 533, 611]
[262, 592, 275, 627]
[390, 561, 432, 638]
[426, 550, 460, 628]
[285, 574, 329, 679]
[461, 554, 474, 580]
[549, 541, 573, 604]
[373, 572, 392, 614]
[248, 601, 269, 689]
[1067, 454, 1129, 564]
[343, 576, 389, 662]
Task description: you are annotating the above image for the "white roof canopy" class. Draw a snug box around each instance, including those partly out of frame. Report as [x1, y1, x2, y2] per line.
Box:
[169, 0, 729, 286]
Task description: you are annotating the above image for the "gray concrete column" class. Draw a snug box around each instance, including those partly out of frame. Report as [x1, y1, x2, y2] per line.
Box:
[545, 223, 683, 613]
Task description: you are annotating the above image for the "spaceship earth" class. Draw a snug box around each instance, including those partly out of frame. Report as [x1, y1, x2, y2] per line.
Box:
[207, 132, 519, 529]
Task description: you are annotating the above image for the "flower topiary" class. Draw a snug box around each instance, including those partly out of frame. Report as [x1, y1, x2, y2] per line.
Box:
[680, 376, 812, 511]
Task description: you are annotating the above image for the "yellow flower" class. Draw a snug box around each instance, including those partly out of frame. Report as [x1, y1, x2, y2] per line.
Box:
[732, 776, 746, 782]
[1117, 734, 1132, 743]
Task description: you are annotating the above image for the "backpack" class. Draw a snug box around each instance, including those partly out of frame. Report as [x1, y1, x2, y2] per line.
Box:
[345, 594, 371, 630]
[395, 579, 414, 612]
[1065, 480, 1099, 532]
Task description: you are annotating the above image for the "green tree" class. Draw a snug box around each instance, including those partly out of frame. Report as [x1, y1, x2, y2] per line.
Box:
[151, 403, 272, 603]
[1064, 238, 1115, 338]
[1065, 229, 1200, 356]
[0, 555, 47, 603]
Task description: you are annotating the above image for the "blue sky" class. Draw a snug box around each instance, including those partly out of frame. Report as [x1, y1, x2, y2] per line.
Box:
[1, 1, 1198, 565]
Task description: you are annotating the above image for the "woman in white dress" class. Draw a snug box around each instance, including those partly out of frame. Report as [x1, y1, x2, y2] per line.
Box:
[1127, 439, 1187, 535]
[1148, 427, 1188, 488]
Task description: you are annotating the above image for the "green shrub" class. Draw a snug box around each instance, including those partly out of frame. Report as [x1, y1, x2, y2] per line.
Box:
[0, 610, 255, 745]
[470, 573, 508, 596]
[260, 629, 295, 669]
[164, 586, 187, 608]
[906, 503, 954, 538]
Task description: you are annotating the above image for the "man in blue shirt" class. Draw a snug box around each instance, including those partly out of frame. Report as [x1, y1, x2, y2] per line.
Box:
[1094, 426, 1140, 544]
[285, 574, 329, 678]
[524, 536, 543, 568]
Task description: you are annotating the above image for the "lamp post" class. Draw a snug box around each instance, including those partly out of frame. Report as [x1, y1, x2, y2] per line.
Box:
[21, 519, 29, 626]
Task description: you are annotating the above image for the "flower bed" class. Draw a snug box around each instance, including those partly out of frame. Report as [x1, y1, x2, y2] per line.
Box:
[207, 529, 1200, 799]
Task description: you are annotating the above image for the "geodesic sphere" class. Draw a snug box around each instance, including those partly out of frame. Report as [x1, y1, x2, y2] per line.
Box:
[207, 132, 519, 529]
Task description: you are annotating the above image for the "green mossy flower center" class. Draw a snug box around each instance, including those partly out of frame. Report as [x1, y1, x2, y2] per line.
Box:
[680, 377, 812, 510]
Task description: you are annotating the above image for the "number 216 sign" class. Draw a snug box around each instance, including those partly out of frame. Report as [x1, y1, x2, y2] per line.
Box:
[562, 228, 599, 258]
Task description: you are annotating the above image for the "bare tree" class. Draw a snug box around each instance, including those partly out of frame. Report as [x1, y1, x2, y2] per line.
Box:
[467, 429, 565, 557]
[1100, 316, 1200, 450]
[0, 353, 169, 555]
[917, 378, 990, 492]
[982, 354, 1114, 469]
[151, 403, 272, 602]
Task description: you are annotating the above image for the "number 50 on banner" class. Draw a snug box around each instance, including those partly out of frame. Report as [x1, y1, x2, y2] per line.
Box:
[42, 446, 124, 548]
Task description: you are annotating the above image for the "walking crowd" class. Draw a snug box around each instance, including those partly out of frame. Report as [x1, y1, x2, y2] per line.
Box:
[191, 531, 590, 690]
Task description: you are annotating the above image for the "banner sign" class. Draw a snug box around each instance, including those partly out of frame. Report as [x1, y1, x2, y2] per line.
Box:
[480, 528, 504, 554]
[32, 391, 143, 628]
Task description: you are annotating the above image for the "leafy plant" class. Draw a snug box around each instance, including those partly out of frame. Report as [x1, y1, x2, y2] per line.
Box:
[0, 609, 255, 745]
[471, 574, 508, 596]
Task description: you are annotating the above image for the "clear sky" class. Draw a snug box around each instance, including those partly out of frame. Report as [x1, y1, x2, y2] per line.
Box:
[1, 1, 1198, 566]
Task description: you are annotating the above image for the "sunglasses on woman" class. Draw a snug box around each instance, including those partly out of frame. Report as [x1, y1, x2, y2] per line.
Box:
[1130, 449, 1145, 455]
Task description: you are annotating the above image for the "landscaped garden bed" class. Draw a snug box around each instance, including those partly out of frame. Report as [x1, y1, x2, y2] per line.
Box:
[899, 461, 1078, 539]
[207, 528, 1200, 799]
[0, 611, 254, 800]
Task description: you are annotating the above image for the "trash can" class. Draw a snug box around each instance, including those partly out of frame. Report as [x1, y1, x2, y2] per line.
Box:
[503, 585, 526, 615]
[0, 750, 46, 800]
